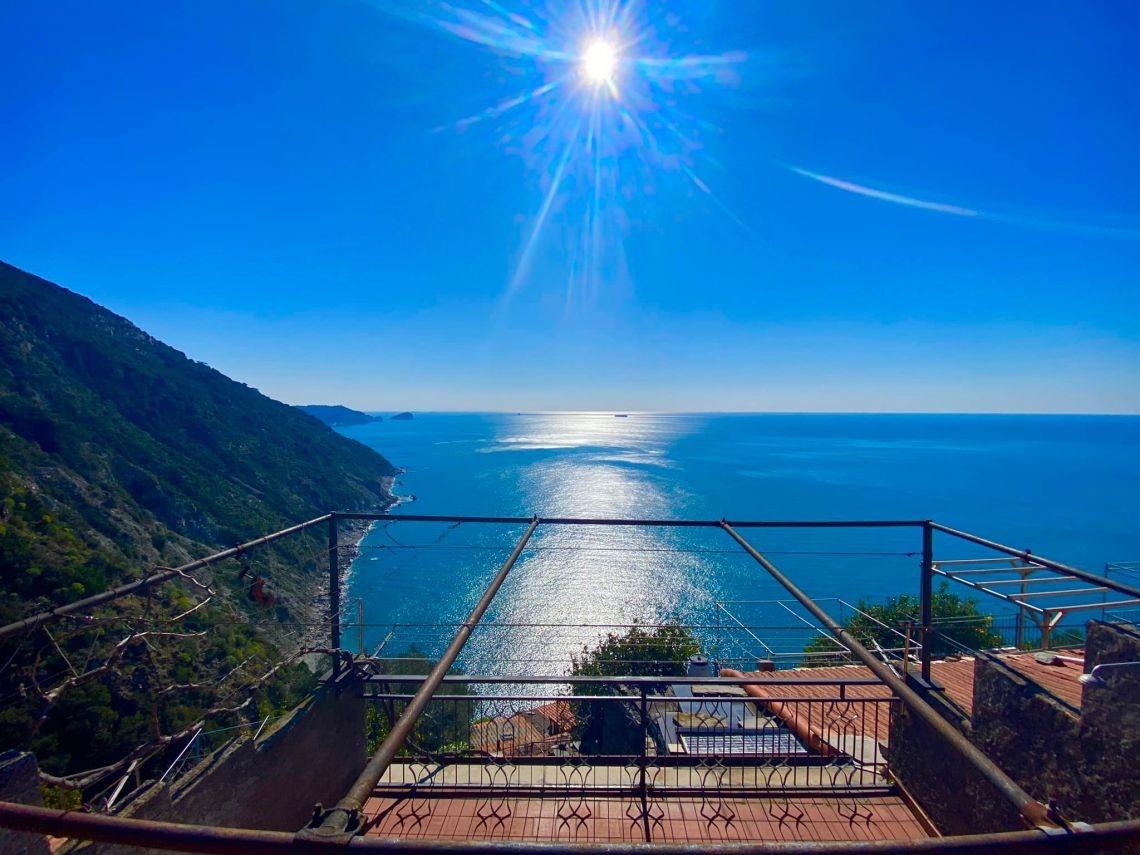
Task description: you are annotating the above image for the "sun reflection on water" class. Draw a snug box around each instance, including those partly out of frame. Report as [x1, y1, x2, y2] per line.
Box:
[348, 412, 855, 682]
[461, 412, 717, 676]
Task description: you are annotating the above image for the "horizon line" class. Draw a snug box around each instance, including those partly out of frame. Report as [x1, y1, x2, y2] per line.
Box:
[305, 408, 1140, 417]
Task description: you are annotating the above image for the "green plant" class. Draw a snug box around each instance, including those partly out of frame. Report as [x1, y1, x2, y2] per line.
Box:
[569, 623, 699, 755]
[803, 583, 1002, 662]
[40, 784, 82, 811]
[570, 622, 699, 688]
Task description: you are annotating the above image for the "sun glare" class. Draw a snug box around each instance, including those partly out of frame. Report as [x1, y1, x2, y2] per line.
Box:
[582, 38, 617, 86]
[412, 1, 748, 301]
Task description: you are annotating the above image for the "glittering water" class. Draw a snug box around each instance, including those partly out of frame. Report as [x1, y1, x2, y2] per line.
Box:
[341, 413, 1140, 674]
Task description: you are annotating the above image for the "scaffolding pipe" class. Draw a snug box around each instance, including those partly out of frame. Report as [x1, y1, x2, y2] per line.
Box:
[3, 799, 1140, 852]
[329, 515, 341, 677]
[0, 514, 334, 642]
[338, 512, 927, 528]
[719, 521, 1054, 830]
[921, 522, 933, 681]
[309, 518, 539, 839]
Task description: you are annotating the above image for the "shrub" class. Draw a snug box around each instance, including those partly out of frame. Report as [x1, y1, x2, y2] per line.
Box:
[569, 623, 699, 755]
[803, 582, 1002, 662]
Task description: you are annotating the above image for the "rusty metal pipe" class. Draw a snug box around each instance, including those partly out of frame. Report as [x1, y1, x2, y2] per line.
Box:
[4, 800, 1140, 852]
[338, 512, 926, 528]
[330, 514, 342, 676]
[313, 518, 540, 837]
[0, 514, 334, 642]
[719, 522, 1054, 830]
[0, 802, 297, 854]
[920, 522, 933, 681]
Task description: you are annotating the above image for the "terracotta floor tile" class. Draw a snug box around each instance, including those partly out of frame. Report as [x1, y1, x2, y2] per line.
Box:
[361, 790, 931, 844]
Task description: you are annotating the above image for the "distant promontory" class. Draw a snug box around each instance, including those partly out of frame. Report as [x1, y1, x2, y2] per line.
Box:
[299, 404, 380, 427]
[390, 411, 414, 420]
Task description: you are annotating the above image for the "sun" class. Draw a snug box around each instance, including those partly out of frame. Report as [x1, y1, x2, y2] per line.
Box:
[582, 38, 618, 87]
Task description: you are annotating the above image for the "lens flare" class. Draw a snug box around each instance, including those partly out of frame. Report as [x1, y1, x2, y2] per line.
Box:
[582, 39, 617, 86]
[383, 1, 750, 305]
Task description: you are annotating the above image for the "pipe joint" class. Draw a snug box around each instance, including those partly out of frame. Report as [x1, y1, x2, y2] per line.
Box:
[299, 805, 360, 842]
[1079, 660, 1140, 688]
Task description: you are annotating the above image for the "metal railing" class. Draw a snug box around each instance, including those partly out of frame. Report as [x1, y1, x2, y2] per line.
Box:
[360, 675, 895, 793]
[713, 598, 916, 669]
[357, 673, 898, 842]
[6, 511, 1140, 849]
[156, 714, 274, 788]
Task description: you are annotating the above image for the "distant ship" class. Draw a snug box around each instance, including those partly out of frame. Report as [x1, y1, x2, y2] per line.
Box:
[614, 413, 629, 418]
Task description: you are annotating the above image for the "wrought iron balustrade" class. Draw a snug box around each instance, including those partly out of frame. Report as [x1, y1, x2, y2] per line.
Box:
[361, 675, 897, 797]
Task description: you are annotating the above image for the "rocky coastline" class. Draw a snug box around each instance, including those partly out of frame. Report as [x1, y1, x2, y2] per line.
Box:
[304, 472, 403, 656]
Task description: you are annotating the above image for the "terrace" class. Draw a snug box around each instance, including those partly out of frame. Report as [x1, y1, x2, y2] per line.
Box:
[2, 514, 1140, 852]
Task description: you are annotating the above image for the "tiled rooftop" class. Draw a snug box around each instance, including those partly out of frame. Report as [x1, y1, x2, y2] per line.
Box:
[469, 700, 577, 757]
[734, 647, 1086, 720]
[1000, 648, 1085, 709]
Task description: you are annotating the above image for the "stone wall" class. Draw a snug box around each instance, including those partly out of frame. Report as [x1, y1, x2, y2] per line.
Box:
[891, 620, 1140, 832]
[1077, 621, 1140, 821]
[0, 751, 51, 855]
[887, 684, 1023, 835]
[970, 620, 1140, 823]
[970, 652, 1084, 818]
[82, 671, 365, 854]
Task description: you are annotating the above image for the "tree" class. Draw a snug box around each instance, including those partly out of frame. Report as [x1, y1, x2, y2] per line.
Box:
[803, 583, 1002, 663]
[569, 623, 699, 755]
[571, 622, 699, 686]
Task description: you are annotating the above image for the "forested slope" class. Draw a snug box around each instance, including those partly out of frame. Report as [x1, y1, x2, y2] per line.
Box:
[0, 261, 396, 777]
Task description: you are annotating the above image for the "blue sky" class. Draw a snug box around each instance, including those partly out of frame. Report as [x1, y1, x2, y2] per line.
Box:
[2, 1, 1138, 412]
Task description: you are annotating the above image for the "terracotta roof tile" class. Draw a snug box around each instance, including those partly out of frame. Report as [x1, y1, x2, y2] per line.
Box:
[993, 648, 1084, 709]
[732, 647, 1086, 721]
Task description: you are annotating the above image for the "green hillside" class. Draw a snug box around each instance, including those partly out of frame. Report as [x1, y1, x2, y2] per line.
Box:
[0, 261, 397, 778]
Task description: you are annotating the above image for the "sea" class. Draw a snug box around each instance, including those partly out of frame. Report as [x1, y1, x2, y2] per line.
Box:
[337, 413, 1140, 675]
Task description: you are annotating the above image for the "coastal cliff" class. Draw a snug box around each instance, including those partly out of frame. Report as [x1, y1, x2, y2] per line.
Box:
[0, 260, 397, 774]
